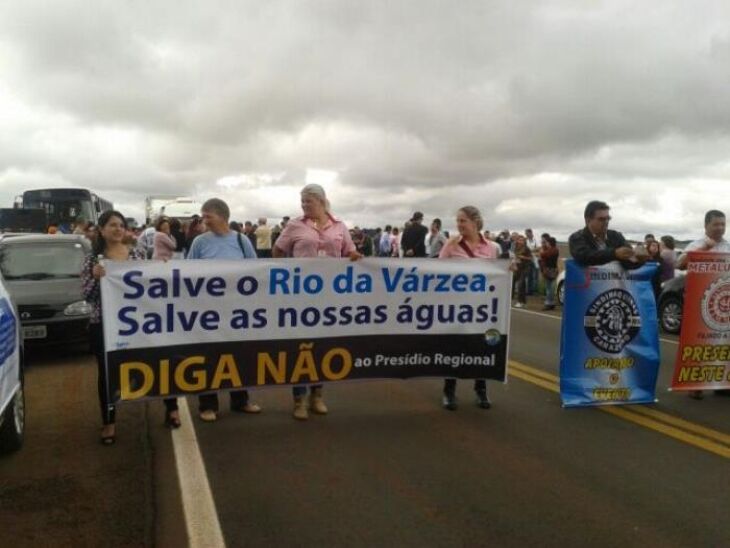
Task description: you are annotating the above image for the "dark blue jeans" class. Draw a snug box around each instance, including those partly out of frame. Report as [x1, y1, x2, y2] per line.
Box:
[528, 262, 539, 294]
[292, 384, 322, 397]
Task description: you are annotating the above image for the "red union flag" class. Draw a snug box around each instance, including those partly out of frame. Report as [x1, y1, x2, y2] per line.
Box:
[671, 252, 730, 390]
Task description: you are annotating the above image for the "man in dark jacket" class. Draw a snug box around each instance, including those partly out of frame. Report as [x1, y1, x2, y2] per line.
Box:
[401, 211, 428, 257]
[496, 230, 511, 259]
[569, 201, 646, 268]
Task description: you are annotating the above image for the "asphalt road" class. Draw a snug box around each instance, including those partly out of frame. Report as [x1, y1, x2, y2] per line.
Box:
[1, 300, 729, 547]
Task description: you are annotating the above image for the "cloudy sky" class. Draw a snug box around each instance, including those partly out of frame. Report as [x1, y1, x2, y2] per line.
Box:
[1, 0, 729, 239]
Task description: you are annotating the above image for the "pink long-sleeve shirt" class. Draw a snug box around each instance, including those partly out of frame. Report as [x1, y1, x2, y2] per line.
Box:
[152, 232, 176, 261]
[438, 235, 500, 259]
[274, 214, 356, 258]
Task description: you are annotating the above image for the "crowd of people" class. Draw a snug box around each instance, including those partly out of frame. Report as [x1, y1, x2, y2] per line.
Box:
[69, 207, 687, 317]
[73, 188, 727, 445]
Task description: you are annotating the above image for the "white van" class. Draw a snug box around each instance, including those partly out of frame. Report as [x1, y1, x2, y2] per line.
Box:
[0, 270, 24, 453]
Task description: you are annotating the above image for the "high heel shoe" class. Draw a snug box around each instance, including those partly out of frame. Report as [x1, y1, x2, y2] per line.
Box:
[164, 410, 182, 429]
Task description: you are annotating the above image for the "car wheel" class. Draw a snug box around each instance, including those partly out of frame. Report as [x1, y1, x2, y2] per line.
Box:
[0, 381, 25, 454]
[557, 281, 565, 306]
[659, 295, 683, 335]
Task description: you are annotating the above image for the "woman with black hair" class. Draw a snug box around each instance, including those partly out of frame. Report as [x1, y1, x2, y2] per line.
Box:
[82, 210, 180, 445]
[539, 235, 559, 310]
[512, 234, 532, 308]
[169, 217, 186, 259]
[184, 215, 205, 257]
[659, 235, 677, 282]
[646, 239, 664, 301]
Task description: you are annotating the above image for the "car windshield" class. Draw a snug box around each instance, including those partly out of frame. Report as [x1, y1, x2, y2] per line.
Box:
[0, 242, 87, 280]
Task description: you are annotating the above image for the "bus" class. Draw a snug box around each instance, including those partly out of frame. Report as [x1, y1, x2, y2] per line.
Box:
[20, 188, 113, 232]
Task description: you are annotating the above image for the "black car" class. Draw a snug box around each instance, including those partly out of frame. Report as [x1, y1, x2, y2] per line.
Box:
[0, 234, 92, 346]
[657, 275, 685, 335]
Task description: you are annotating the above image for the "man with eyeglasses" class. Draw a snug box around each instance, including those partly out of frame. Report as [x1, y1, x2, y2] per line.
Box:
[569, 200, 646, 267]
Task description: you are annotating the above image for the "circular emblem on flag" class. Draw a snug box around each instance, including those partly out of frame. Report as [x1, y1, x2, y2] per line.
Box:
[701, 277, 730, 332]
[584, 289, 641, 354]
[484, 329, 501, 346]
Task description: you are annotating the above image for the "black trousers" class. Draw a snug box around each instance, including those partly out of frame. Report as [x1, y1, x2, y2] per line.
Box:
[443, 379, 487, 395]
[90, 323, 178, 425]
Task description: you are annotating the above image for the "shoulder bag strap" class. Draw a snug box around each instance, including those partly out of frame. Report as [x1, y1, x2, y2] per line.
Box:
[237, 232, 250, 259]
[458, 239, 476, 258]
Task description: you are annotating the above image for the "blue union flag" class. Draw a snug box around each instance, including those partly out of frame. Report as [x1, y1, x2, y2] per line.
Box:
[559, 260, 660, 407]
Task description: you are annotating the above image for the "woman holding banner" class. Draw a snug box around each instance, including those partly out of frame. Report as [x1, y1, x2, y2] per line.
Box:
[82, 211, 181, 445]
[438, 206, 500, 411]
[273, 183, 362, 420]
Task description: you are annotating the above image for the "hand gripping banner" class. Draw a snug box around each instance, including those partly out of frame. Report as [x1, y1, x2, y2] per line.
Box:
[671, 252, 730, 391]
[559, 260, 660, 407]
[101, 258, 512, 403]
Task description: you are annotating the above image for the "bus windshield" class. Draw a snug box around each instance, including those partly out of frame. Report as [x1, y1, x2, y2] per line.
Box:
[22, 190, 97, 229]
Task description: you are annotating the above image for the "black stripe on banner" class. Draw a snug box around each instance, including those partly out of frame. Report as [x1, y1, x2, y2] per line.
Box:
[106, 333, 508, 402]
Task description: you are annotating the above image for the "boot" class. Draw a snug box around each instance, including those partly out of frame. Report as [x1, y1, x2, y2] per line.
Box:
[293, 396, 309, 420]
[309, 387, 328, 415]
[476, 389, 491, 409]
[442, 392, 458, 411]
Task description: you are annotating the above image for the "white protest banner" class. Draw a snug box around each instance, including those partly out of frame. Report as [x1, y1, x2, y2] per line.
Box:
[101, 258, 512, 402]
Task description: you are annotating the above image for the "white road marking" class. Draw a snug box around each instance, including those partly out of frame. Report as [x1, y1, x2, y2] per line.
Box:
[172, 398, 226, 548]
[511, 307, 680, 345]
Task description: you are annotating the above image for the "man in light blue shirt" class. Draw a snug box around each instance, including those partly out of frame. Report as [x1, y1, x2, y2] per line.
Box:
[187, 223, 256, 259]
[187, 198, 260, 422]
